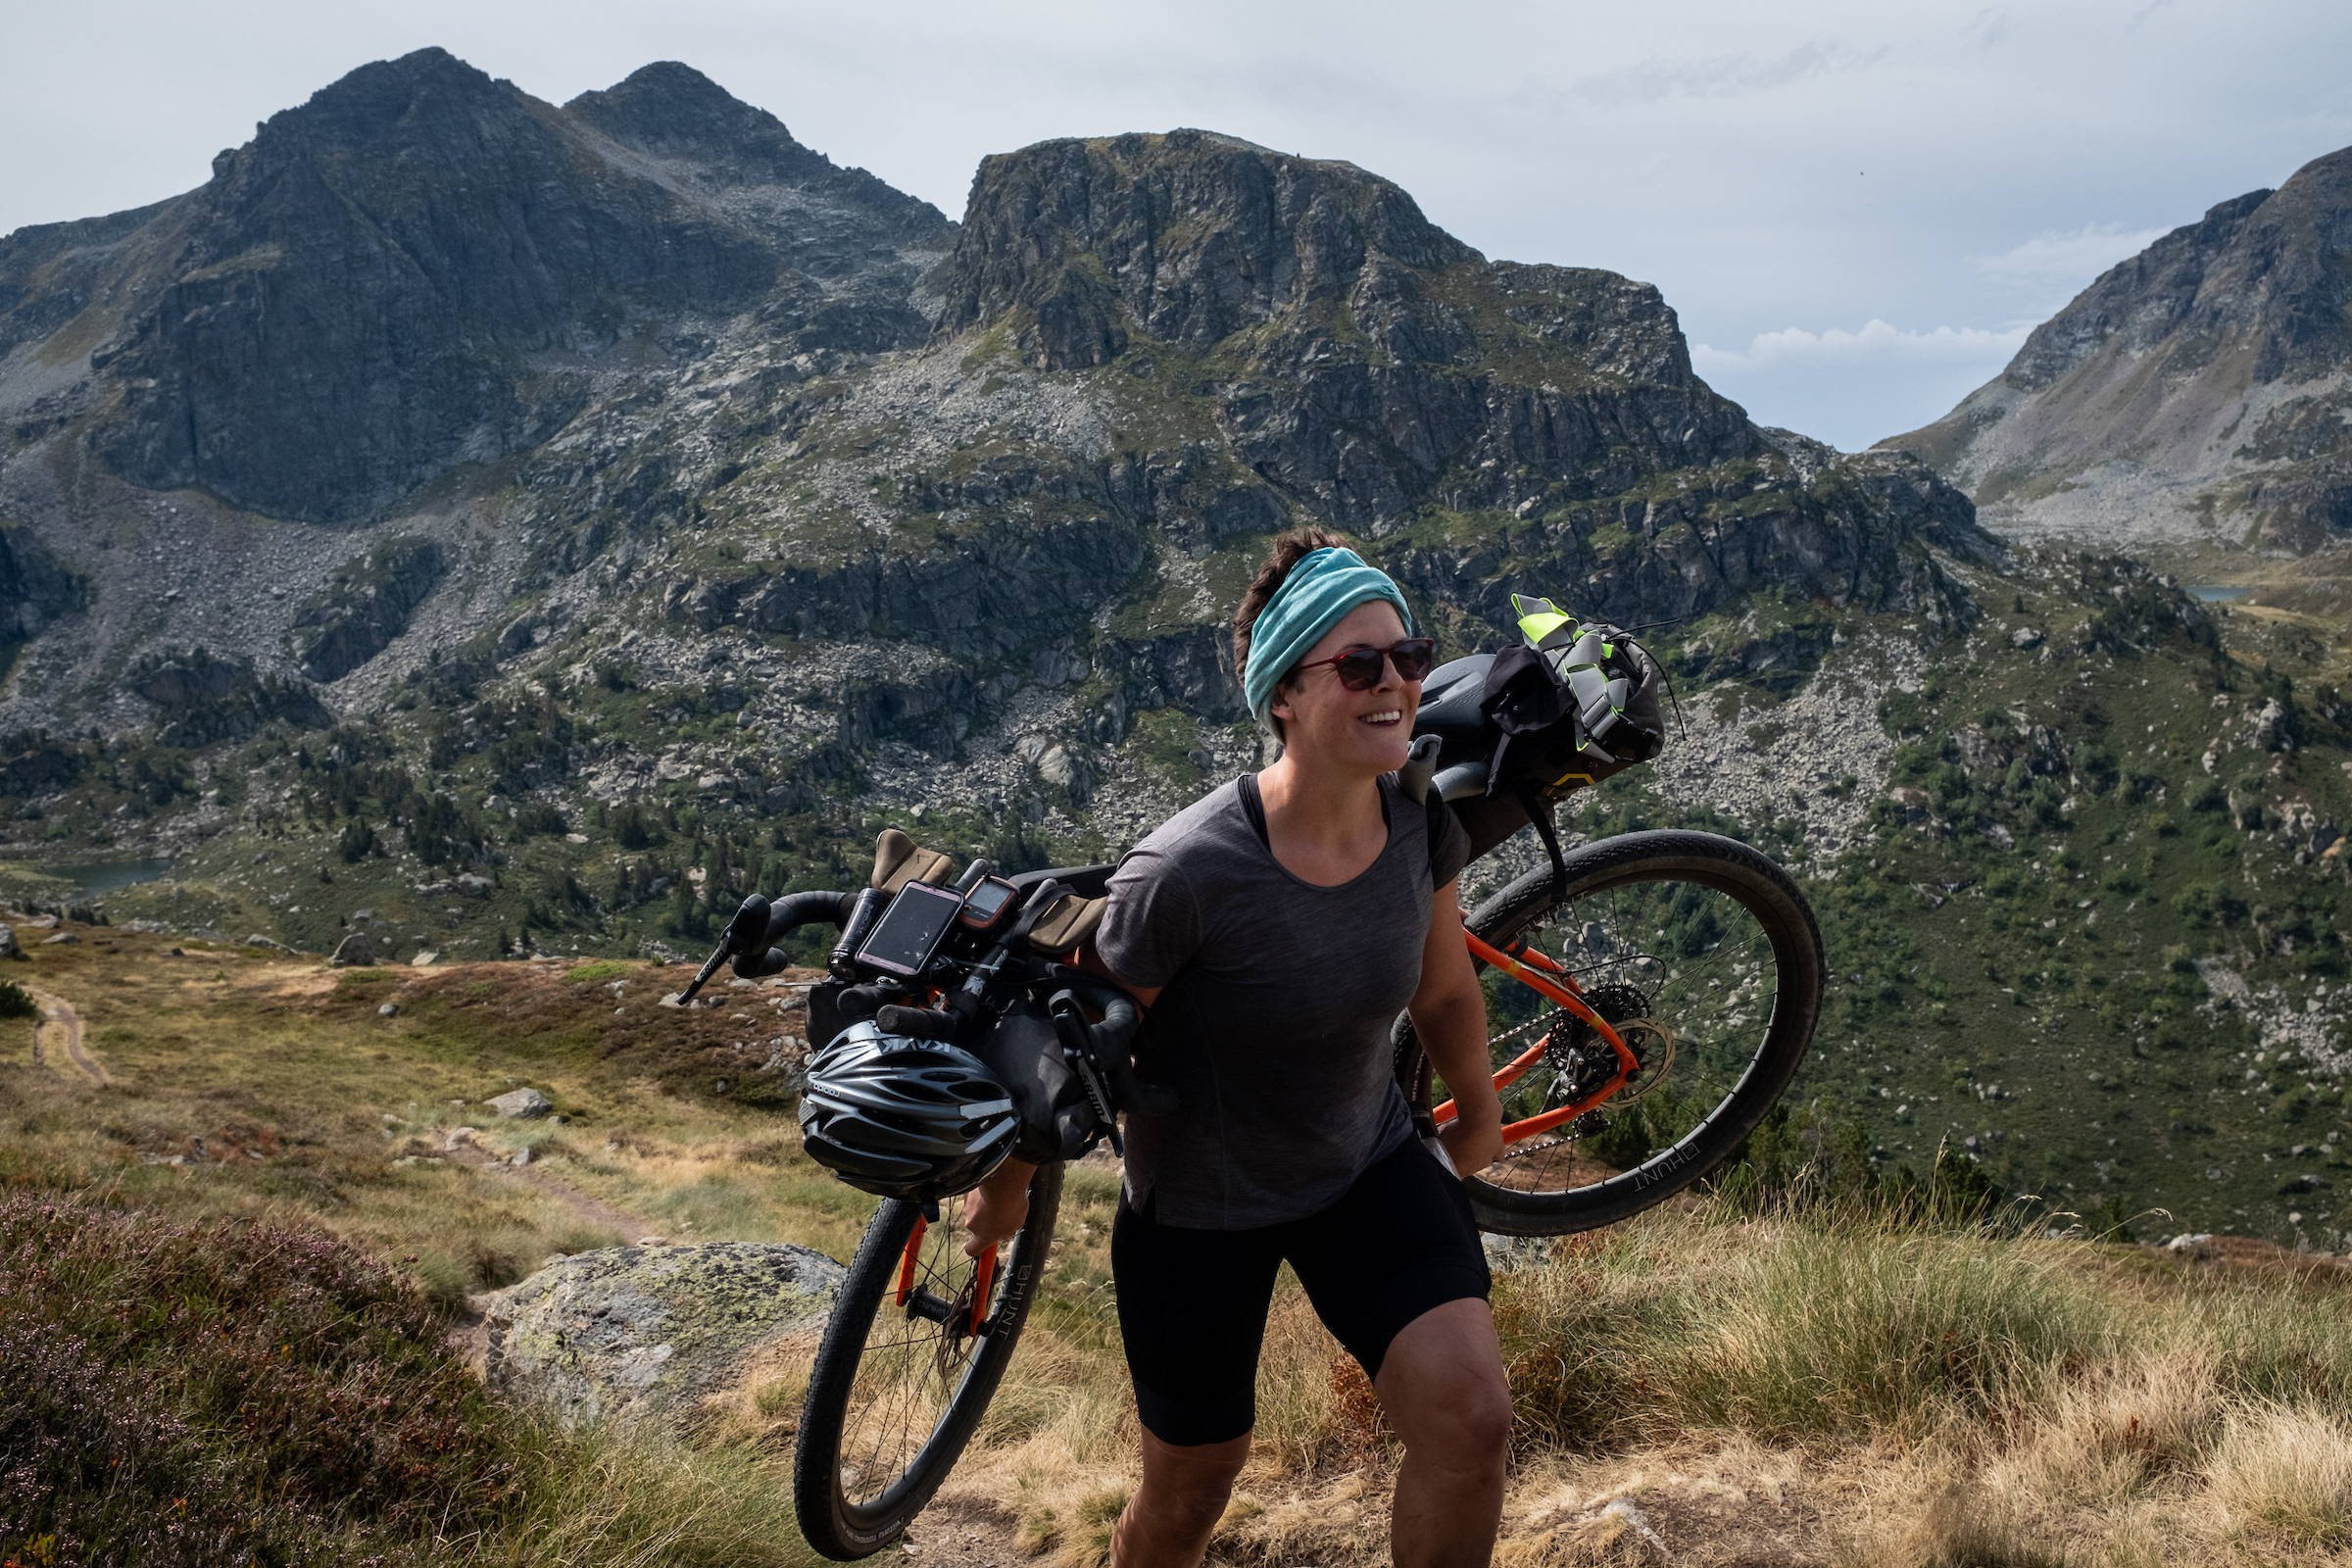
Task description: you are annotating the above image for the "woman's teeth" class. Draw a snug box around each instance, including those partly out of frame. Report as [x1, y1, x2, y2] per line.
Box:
[1357, 710, 1402, 726]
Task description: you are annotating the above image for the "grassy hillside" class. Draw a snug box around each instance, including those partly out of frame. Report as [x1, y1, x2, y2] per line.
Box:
[13, 541, 2344, 1252]
[2, 927, 2347, 1566]
[1516, 549, 2352, 1253]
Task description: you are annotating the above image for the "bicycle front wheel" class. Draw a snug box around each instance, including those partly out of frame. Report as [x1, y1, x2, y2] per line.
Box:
[793, 1162, 1063, 1559]
[1416, 829, 1824, 1237]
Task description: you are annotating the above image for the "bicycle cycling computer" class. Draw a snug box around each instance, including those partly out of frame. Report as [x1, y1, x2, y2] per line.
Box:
[956, 875, 1019, 933]
[855, 882, 964, 977]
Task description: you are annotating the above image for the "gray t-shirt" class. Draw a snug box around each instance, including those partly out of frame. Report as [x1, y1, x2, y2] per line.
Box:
[1095, 771, 1473, 1230]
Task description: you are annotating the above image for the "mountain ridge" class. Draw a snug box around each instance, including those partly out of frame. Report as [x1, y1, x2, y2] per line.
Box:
[2, 52, 2347, 1250]
[1882, 143, 2352, 554]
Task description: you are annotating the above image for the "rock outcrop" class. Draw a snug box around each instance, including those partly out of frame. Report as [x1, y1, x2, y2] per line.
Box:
[38, 49, 949, 526]
[480, 1242, 843, 1430]
[1882, 144, 2352, 552]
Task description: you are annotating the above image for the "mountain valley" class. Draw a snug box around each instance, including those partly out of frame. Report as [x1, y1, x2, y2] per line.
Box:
[0, 50, 2347, 1249]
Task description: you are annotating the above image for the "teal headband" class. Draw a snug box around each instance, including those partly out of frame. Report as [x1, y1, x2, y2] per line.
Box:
[1242, 546, 1416, 734]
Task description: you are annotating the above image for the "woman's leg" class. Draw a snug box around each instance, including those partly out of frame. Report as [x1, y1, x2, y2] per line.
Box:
[1375, 1297, 1511, 1568]
[1109, 1191, 1284, 1568]
[1286, 1140, 1505, 1568]
[1112, 1428, 1252, 1568]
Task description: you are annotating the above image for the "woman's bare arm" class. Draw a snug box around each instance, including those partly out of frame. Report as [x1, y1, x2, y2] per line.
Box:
[1407, 879, 1504, 1176]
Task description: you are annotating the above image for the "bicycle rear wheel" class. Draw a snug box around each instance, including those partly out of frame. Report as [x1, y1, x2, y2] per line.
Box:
[1408, 829, 1824, 1237]
[793, 1162, 1063, 1559]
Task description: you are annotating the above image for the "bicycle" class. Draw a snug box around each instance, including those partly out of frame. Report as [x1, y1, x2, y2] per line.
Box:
[674, 612, 1824, 1560]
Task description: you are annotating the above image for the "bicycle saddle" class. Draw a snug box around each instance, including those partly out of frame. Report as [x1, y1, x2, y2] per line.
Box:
[1412, 652, 1495, 741]
[1007, 863, 1115, 901]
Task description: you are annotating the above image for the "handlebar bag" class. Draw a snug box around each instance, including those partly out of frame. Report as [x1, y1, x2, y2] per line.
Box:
[973, 998, 1103, 1163]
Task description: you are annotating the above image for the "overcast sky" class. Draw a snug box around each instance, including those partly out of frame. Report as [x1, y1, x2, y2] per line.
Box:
[8, 0, 2350, 450]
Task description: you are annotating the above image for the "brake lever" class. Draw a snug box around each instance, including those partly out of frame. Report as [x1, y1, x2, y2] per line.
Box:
[675, 942, 729, 1004]
[676, 894, 772, 1004]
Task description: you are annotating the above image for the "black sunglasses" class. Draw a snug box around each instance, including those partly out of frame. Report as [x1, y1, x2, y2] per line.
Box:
[1292, 637, 1437, 690]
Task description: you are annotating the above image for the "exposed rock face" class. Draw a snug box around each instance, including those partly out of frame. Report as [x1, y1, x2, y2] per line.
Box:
[0, 527, 85, 652]
[127, 647, 331, 746]
[288, 537, 446, 681]
[481, 1242, 844, 1430]
[1883, 145, 2352, 552]
[932, 129, 1759, 532]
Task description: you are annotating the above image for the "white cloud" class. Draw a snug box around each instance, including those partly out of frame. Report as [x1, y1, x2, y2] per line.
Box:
[1562, 39, 1890, 108]
[1976, 222, 2172, 288]
[1691, 318, 2032, 371]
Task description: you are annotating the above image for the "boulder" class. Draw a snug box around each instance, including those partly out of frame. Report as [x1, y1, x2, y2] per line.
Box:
[328, 931, 376, 967]
[42, 931, 77, 945]
[486, 1087, 553, 1119]
[481, 1242, 845, 1429]
[0, 925, 20, 959]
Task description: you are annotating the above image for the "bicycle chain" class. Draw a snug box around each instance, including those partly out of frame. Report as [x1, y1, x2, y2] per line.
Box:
[1479, 1004, 1591, 1161]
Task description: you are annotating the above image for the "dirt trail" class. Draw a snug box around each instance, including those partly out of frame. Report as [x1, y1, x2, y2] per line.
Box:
[24, 987, 105, 1085]
[445, 1136, 664, 1243]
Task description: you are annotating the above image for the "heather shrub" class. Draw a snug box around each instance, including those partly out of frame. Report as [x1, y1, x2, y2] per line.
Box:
[0, 1192, 521, 1565]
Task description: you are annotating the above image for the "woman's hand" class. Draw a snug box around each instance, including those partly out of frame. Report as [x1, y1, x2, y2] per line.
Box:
[1439, 1093, 1505, 1177]
[963, 1157, 1035, 1257]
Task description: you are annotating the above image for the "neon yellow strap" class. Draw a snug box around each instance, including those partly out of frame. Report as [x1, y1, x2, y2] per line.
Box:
[1509, 591, 1576, 649]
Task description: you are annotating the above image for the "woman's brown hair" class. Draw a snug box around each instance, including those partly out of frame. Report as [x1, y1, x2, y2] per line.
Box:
[1231, 525, 1358, 743]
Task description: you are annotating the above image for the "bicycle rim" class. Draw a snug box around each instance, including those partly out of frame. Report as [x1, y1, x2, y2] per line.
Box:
[794, 1163, 1063, 1559]
[1453, 830, 1823, 1236]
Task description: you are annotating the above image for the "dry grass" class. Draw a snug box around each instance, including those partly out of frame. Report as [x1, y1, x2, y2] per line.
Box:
[9, 922, 2352, 1565]
[949, 1195, 2352, 1568]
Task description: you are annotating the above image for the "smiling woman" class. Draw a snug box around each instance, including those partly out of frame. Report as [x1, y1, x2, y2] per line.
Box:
[949, 526, 1510, 1568]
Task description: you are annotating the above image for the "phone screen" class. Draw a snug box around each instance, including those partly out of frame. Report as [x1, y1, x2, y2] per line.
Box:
[960, 878, 1014, 925]
[856, 882, 965, 976]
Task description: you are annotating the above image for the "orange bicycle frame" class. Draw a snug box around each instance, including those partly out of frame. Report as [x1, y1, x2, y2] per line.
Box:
[1429, 928, 1642, 1144]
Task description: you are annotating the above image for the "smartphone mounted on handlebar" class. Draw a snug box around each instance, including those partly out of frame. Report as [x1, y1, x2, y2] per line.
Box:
[854, 882, 965, 977]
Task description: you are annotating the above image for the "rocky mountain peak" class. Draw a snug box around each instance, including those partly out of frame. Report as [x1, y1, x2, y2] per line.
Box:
[562, 62, 948, 246]
[0, 48, 960, 526]
[936, 127, 1477, 368]
[564, 61, 804, 159]
[1883, 138, 2352, 552]
[1998, 186, 2275, 394]
[234, 48, 523, 168]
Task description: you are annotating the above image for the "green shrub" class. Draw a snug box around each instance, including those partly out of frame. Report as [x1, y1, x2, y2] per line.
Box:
[0, 980, 36, 1020]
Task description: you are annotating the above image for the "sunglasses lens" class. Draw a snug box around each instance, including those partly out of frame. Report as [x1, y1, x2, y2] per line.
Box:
[1329, 639, 1438, 689]
[1335, 648, 1387, 690]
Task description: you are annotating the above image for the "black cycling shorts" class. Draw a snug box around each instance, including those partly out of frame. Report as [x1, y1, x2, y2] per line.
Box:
[1111, 1137, 1493, 1446]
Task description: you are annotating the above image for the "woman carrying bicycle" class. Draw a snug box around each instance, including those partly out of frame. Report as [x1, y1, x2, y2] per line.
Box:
[968, 527, 1510, 1568]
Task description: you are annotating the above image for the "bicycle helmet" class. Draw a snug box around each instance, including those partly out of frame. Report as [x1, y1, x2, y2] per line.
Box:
[798, 1020, 1018, 1200]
